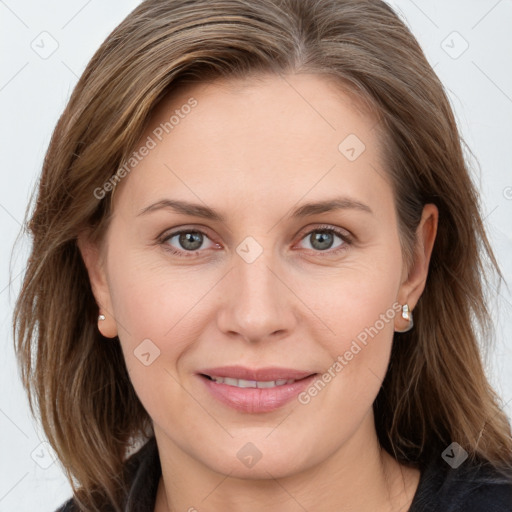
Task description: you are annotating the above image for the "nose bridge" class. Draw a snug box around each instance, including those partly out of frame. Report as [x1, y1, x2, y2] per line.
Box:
[218, 240, 294, 342]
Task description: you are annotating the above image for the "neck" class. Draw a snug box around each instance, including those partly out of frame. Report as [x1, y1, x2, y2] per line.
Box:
[153, 412, 420, 512]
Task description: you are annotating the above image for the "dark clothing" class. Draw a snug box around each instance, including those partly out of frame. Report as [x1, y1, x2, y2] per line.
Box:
[56, 436, 512, 511]
[408, 450, 512, 511]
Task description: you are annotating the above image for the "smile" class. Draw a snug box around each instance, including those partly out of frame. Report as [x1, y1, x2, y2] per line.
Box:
[204, 375, 297, 388]
[198, 370, 318, 413]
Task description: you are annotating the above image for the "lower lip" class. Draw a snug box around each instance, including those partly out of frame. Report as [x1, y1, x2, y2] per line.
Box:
[198, 374, 318, 413]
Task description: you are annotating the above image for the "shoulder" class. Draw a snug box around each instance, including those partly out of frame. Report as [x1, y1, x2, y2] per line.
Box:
[455, 464, 512, 512]
[461, 478, 512, 511]
[54, 437, 160, 512]
[410, 455, 512, 512]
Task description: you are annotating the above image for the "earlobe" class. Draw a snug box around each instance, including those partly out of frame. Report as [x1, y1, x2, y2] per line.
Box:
[76, 233, 118, 338]
[395, 204, 438, 332]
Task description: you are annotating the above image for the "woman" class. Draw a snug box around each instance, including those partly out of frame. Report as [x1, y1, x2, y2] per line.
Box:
[13, 0, 512, 511]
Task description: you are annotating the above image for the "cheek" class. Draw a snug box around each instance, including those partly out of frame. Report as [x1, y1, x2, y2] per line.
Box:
[107, 243, 217, 341]
[295, 290, 398, 448]
[104, 247, 221, 398]
[296, 242, 402, 350]
[296, 246, 402, 412]
[106, 262, 202, 417]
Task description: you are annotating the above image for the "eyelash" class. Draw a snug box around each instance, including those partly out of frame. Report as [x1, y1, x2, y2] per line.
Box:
[158, 224, 353, 259]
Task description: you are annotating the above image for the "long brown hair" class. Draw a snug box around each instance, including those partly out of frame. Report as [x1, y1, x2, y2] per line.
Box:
[13, 0, 512, 510]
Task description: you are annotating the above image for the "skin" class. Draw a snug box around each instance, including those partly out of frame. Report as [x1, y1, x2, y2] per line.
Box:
[79, 73, 438, 512]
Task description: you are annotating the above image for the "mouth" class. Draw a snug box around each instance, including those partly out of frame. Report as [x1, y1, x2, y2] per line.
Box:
[200, 374, 312, 388]
[197, 367, 318, 413]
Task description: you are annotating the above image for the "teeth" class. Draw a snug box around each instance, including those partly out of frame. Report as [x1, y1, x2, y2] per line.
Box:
[209, 376, 296, 388]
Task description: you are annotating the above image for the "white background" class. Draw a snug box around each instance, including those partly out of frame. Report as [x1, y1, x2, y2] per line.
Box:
[1, 1, 511, 510]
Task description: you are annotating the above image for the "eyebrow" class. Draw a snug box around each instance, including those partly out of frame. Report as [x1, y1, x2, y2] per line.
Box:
[137, 196, 373, 221]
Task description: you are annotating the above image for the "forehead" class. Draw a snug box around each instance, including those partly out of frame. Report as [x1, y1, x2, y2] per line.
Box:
[113, 73, 391, 219]
[152, 72, 379, 142]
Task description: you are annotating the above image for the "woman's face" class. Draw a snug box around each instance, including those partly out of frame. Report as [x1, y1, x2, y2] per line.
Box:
[82, 73, 436, 478]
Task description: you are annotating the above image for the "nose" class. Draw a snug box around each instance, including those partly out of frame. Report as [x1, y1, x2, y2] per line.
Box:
[216, 248, 298, 344]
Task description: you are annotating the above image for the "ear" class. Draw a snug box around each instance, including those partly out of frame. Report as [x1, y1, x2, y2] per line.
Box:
[77, 231, 118, 338]
[395, 203, 438, 332]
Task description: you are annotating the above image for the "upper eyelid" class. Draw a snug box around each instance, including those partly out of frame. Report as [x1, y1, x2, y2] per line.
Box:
[159, 225, 217, 243]
[297, 224, 351, 238]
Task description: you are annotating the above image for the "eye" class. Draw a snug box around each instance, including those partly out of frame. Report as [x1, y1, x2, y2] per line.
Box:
[158, 224, 352, 259]
[296, 225, 351, 255]
[160, 229, 218, 257]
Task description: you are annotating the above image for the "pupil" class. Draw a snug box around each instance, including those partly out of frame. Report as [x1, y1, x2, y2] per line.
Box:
[179, 232, 203, 251]
[311, 231, 333, 250]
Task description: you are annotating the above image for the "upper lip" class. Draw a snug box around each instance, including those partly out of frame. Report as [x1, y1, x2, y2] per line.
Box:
[198, 366, 317, 381]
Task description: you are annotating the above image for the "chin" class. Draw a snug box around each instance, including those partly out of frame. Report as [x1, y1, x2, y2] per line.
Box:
[194, 437, 320, 480]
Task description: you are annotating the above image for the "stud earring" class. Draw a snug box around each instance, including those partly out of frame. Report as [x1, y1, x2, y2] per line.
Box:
[395, 304, 414, 333]
[98, 314, 106, 321]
